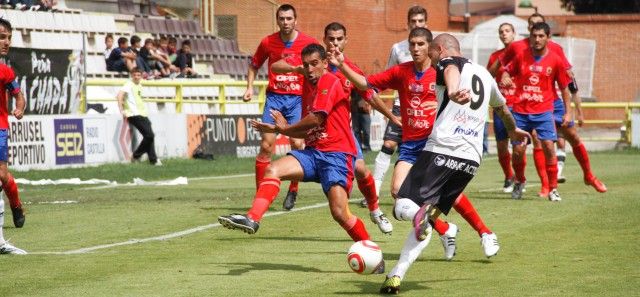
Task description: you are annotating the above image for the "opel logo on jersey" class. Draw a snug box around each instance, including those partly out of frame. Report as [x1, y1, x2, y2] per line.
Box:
[529, 74, 540, 85]
[434, 155, 446, 166]
[410, 96, 421, 108]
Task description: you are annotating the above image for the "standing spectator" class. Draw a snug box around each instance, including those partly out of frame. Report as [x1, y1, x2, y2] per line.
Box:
[103, 34, 114, 61]
[116, 68, 161, 166]
[173, 40, 197, 77]
[351, 90, 372, 152]
[106, 37, 136, 72]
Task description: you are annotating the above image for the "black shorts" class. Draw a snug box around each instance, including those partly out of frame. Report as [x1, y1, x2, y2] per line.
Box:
[382, 105, 402, 143]
[397, 151, 479, 215]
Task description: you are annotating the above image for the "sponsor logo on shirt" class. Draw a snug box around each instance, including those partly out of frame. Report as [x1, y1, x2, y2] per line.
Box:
[453, 125, 479, 137]
[434, 155, 446, 166]
[408, 83, 423, 93]
[440, 156, 478, 175]
[453, 110, 481, 124]
[529, 74, 540, 85]
[529, 65, 543, 73]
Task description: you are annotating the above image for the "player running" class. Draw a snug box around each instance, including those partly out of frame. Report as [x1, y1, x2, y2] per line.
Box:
[218, 44, 380, 254]
[0, 18, 27, 254]
[380, 33, 529, 294]
[244, 4, 318, 211]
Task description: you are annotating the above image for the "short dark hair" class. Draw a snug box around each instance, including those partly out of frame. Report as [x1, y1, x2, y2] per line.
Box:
[181, 39, 191, 47]
[408, 27, 433, 43]
[324, 22, 346, 37]
[130, 67, 143, 74]
[117, 37, 128, 45]
[530, 22, 551, 36]
[277, 4, 296, 19]
[105, 34, 114, 42]
[144, 38, 154, 45]
[159, 36, 168, 42]
[168, 37, 177, 44]
[528, 12, 545, 24]
[499, 22, 515, 33]
[407, 5, 427, 23]
[301, 43, 326, 60]
[130, 35, 141, 46]
[0, 18, 12, 32]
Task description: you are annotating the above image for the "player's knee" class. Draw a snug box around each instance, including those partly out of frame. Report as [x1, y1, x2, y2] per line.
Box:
[354, 162, 368, 180]
[259, 141, 274, 155]
[381, 144, 395, 155]
[393, 198, 419, 221]
[329, 205, 348, 224]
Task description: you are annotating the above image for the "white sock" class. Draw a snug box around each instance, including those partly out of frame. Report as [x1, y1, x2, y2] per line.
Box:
[0, 197, 5, 246]
[373, 151, 392, 196]
[389, 228, 433, 280]
[557, 149, 566, 177]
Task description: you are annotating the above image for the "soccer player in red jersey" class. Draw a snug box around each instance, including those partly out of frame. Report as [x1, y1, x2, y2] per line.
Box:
[498, 14, 606, 195]
[487, 23, 519, 193]
[243, 4, 319, 211]
[505, 22, 572, 201]
[219, 44, 377, 254]
[0, 18, 27, 255]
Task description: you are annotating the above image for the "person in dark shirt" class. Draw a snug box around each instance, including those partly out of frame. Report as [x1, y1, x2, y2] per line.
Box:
[106, 37, 136, 72]
[173, 40, 197, 77]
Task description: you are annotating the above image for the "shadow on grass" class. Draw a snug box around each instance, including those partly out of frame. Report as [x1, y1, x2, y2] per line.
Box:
[335, 276, 472, 295]
[219, 235, 350, 243]
[210, 262, 347, 276]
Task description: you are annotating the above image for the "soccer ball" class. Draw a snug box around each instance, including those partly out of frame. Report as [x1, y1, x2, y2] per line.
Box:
[347, 240, 384, 274]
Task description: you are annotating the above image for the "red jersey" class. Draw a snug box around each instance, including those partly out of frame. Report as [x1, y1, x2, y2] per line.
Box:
[250, 31, 318, 95]
[500, 38, 571, 70]
[0, 64, 20, 129]
[302, 72, 357, 155]
[366, 62, 437, 141]
[328, 56, 374, 102]
[505, 50, 571, 114]
[487, 48, 518, 106]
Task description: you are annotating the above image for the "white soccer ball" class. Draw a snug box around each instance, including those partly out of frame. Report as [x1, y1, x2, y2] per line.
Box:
[347, 240, 384, 274]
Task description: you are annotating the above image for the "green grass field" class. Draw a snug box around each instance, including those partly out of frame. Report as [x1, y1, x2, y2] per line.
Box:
[1, 150, 639, 296]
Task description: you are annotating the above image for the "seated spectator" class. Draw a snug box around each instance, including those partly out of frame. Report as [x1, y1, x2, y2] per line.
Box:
[173, 40, 197, 77]
[106, 37, 136, 72]
[103, 34, 114, 61]
[129, 35, 152, 77]
[154, 38, 180, 76]
[139, 38, 167, 77]
[167, 37, 178, 64]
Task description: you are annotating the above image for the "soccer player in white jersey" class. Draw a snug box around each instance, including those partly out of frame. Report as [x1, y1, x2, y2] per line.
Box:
[378, 34, 530, 294]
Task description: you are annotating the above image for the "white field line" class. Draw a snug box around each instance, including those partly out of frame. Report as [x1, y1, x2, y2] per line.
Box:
[32, 201, 329, 255]
[83, 173, 255, 190]
[477, 181, 539, 193]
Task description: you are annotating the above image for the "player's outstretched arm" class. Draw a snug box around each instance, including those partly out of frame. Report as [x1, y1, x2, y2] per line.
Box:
[271, 59, 305, 75]
[329, 48, 368, 91]
[11, 91, 25, 120]
[494, 104, 530, 145]
[278, 112, 326, 139]
[369, 92, 402, 127]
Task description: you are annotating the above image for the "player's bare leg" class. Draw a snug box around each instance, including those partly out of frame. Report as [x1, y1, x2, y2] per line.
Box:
[560, 125, 607, 192]
[354, 159, 392, 234]
[282, 137, 305, 210]
[390, 161, 412, 199]
[219, 155, 304, 234]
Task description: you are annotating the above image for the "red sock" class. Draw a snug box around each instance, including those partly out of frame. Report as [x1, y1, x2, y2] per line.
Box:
[453, 193, 490, 237]
[247, 178, 281, 222]
[3, 174, 21, 209]
[512, 153, 527, 183]
[546, 156, 558, 190]
[357, 173, 379, 212]
[255, 158, 270, 189]
[288, 181, 299, 193]
[432, 218, 449, 236]
[533, 148, 549, 189]
[573, 142, 595, 181]
[498, 150, 514, 180]
[343, 216, 370, 241]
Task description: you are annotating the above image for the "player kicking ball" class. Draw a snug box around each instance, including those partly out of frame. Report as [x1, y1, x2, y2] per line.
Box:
[218, 44, 378, 247]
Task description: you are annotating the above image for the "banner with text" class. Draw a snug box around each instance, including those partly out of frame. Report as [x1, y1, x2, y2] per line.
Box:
[187, 114, 264, 158]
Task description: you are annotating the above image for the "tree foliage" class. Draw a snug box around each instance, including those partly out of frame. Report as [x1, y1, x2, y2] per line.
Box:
[560, 0, 640, 13]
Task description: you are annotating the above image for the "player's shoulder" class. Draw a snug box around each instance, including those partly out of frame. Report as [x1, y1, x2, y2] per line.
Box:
[489, 48, 505, 59]
[296, 31, 319, 43]
[548, 40, 564, 51]
[436, 56, 470, 72]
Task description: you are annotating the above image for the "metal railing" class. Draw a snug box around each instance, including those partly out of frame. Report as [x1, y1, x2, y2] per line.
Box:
[81, 79, 268, 114]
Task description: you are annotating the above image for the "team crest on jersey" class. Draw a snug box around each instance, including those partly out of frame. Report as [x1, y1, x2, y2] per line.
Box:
[546, 66, 553, 76]
[434, 155, 446, 166]
[345, 80, 351, 87]
[429, 82, 435, 91]
[529, 74, 540, 85]
[321, 89, 328, 95]
[408, 83, 423, 93]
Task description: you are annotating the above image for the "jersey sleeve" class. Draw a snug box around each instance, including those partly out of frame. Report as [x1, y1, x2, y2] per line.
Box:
[499, 41, 519, 68]
[488, 79, 506, 108]
[249, 37, 269, 69]
[366, 66, 398, 92]
[311, 76, 343, 116]
[554, 58, 572, 89]
[2, 66, 20, 95]
[549, 41, 572, 70]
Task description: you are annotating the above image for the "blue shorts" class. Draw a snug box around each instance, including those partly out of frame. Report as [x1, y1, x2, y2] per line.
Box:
[493, 107, 512, 141]
[553, 98, 575, 128]
[262, 92, 302, 125]
[397, 138, 428, 164]
[288, 148, 355, 195]
[0, 129, 7, 162]
[352, 131, 364, 160]
[513, 111, 557, 142]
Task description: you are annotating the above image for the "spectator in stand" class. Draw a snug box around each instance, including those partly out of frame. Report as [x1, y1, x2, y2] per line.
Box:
[129, 35, 152, 77]
[167, 37, 178, 64]
[106, 37, 137, 73]
[139, 38, 166, 78]
[351, 90, 372, 152]
[173, 40, 197, 77]
[153, 38, 179, 76]
[103, 34, 114, 61]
